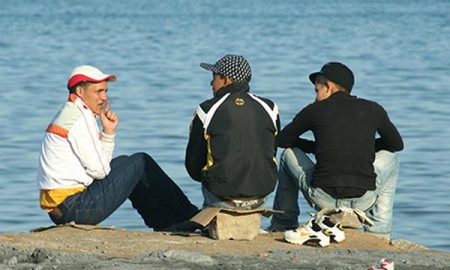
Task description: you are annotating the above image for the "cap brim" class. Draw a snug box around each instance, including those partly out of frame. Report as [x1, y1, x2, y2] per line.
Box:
[200, 63, 219, 73]
[68, 74, 116, 88]
[309, 71, 322, 85]
[105, 75, 117, 82]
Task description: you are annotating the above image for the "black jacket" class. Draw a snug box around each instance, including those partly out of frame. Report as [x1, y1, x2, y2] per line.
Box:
[185, 82, 280, 198]
[277, 91, 403, 195]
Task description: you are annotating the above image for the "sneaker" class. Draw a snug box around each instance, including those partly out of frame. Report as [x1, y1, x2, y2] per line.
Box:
[155, 220, 203, 233]
[369, 258, 395, 270]
[263, 223, 297, 233]
[316, 216, 345, 243]
[284, 218, 330, 247]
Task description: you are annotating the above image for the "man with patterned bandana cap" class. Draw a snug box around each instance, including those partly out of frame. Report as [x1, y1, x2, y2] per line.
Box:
[185, 55, 280, 210]
[269, 62, 404, 240]
[37, 65, 198, 231]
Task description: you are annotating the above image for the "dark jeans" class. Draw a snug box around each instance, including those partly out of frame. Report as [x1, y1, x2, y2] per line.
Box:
[49, 153, 199, 230]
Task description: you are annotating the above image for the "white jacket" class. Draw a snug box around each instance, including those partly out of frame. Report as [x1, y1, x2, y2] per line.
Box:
[36, 94, 115, 190]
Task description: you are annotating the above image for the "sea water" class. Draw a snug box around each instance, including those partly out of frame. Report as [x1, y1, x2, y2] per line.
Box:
[0, 0, 449, 251]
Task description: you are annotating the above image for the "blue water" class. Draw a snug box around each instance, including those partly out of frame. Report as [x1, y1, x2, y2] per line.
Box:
[0, 0, 449, 251]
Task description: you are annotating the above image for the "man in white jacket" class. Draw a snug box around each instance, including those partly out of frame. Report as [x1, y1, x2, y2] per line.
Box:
[36, 65, 198, 230]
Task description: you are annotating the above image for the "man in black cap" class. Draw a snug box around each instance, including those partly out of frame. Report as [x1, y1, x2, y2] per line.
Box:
[185, 54, 280, 209]
[269, 62, 404, 240]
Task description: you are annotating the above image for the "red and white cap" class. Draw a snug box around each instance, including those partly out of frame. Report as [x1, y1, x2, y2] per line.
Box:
[67, 65, 117, 89]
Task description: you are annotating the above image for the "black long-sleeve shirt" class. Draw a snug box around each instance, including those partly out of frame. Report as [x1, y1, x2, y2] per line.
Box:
[277, 91, 403, 196]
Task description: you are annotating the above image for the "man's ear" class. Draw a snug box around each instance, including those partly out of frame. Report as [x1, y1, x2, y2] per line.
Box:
[327, 83, 332, 93]
[75, 85, 83, 97]
[326, 81, 337, 94]
[225, 76, 233, 85]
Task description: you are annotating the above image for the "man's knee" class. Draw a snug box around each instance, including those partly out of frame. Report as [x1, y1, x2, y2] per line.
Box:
[280, 148, 293, 164]
[281, 148, 302, 165]
[130, 152, 155, 166]
[374, 150, 399, 172]
[281, 148, 314, 174]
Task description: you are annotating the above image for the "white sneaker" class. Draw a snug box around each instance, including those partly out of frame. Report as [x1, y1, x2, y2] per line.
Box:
[316, 216, 345, 243]
[369, 258, 395, 270]
[284, 218, 330, 247]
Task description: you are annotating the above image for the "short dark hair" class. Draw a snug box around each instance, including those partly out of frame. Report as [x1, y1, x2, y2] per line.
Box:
[68, 81, 91, 93]
[315, 75, 329, 86]
[213, 72, 227, 79]
[315, 75, 348, 93]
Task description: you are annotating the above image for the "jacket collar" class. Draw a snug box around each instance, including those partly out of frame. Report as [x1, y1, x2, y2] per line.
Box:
[68, 93, 97, 117]
[330, 91, 348, 98]
[327, 91, 357, 100]
[214, 82, 250, 98]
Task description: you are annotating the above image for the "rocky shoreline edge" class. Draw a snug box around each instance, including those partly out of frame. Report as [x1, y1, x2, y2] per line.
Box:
[0, 225, 448, 269]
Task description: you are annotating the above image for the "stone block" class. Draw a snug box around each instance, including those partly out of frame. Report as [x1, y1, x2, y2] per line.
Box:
[208, 211, 261, 240]
[190, 207, 281, 241]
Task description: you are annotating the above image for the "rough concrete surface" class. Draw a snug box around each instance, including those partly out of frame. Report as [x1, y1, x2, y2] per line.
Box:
[0, 226, 448, 269]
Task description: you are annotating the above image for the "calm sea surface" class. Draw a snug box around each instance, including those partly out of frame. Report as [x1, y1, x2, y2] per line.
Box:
[0, 0, 449, 251]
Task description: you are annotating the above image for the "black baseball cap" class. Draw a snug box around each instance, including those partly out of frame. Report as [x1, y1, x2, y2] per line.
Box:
[309, 62, 355, 92]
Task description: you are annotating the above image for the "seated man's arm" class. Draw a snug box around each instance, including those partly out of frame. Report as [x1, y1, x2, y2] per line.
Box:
[375, 109, 404, 152]
[274, 112, 281, 154]
[292, 138, 316, 154]
[185, 115, 207, 182]
[277, 107, 314, 153]
[69, 119, 112, 180]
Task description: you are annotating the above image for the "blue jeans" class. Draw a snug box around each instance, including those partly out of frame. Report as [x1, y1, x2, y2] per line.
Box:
[49, 153, 199, 230]
[270, 148, 399, 239]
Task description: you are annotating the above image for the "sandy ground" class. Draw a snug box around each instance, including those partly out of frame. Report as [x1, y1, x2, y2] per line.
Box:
[0, 225, 448, 269]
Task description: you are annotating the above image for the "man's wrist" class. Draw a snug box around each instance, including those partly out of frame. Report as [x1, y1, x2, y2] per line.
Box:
[102, 129, 116, 135]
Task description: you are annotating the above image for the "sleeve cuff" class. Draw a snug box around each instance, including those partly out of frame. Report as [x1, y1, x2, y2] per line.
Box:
[101, 132, 116, 143]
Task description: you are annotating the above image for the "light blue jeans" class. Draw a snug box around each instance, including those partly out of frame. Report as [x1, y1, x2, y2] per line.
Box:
[270, 148, 399, 239]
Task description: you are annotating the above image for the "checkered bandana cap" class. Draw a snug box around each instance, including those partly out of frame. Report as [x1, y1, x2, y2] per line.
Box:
[200, 54, 252, 83]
